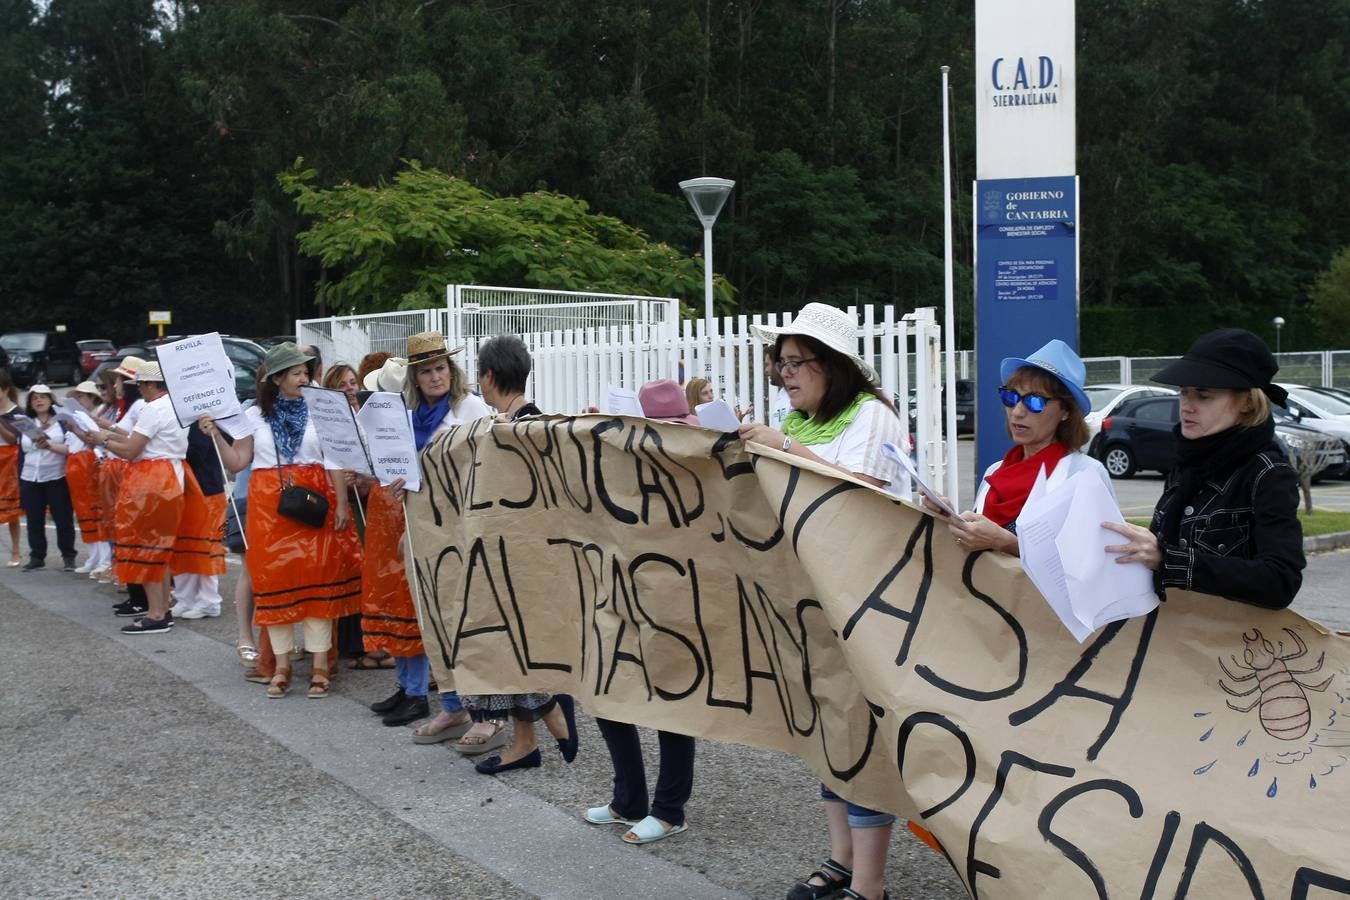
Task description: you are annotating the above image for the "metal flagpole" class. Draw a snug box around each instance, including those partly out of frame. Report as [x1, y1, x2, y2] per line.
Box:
[940, 65, 961, 503]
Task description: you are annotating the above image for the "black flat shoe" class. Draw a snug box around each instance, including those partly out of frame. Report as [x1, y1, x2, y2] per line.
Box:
[786, 858, 853, 900]
[555, 694, 579, 763]
[21, 559, 43, 571]
[381, 694, 429, 727]
[369, 687, 406, 714]
[474, 749, 541, 775]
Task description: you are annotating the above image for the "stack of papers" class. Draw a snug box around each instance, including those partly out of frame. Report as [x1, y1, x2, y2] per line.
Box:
[1016, 468, 1158, 642]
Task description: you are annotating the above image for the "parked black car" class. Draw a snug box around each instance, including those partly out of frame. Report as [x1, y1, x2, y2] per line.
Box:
[0, 330, 81, 387]
[1090, 395, 1346, 479]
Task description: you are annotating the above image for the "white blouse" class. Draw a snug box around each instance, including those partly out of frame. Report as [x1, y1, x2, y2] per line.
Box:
[244, 404, 328, 470]
[429, 393, 493, 440]
[20, 418, 67, 483]
[801, 398, 903, 491]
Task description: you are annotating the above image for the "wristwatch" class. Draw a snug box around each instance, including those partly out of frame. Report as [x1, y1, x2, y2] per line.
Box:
[781, 435, 792, 452]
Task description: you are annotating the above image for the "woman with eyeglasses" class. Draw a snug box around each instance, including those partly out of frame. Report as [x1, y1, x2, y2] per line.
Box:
[932, 339, 1114, 555]
[739, 302, 903, 900]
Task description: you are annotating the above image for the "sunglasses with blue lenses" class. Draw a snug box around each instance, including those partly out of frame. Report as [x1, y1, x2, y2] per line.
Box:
[998, 387, 1054, 413]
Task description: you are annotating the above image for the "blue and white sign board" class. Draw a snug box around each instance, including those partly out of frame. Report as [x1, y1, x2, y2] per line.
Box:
[974, 0, 1078, 481]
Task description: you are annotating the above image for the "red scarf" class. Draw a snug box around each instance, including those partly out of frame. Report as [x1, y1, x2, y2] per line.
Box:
[982, 441, 1070, 527]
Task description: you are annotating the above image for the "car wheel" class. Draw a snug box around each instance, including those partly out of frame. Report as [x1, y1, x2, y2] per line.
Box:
[1102, 445, 1136, 479]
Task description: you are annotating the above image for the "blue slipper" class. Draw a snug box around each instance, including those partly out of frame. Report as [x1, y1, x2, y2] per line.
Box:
[584, 805, 638, 826]
[474, 748, 541, 775]
[555, 694, 579, 762]
[621, 815, 688, 845]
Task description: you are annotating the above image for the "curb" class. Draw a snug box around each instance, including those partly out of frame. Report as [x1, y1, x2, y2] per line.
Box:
[1305, 529, 1350, 552]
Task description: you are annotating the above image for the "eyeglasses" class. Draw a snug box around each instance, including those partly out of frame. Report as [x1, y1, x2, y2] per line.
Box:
[998, 387, 1055, 413]
[774, 357, 818, 376]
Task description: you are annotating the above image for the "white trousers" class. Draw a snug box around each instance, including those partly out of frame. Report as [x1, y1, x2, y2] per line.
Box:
[172, 573, 222, 609]
[267, 617, 331, 654]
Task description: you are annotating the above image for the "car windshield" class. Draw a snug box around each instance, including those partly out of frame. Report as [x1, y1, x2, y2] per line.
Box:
[0, 333, 44, 352]
[79, 340, 114, 351]
[1298, 389, 1350, 416]
[1085, 387, 1127, 409]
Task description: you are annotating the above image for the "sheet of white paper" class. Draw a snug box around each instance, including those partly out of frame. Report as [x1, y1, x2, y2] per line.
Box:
[155, 332, 242, 427]
[1, 412, 46, 442]
[606, 386, 643, 417]
[301, 386, 373, 474]
[355, 391, 422, 492]
[55, 399, 99, 433]
[882, 441, 957, 517]
[214, 414, 258, 441]
[1055, 471, 1159, 632]
[696, 399, 741, 431]
[1016, 481, 1095, 642]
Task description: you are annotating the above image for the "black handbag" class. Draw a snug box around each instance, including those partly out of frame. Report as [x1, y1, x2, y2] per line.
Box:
[276, 462, 329, 529]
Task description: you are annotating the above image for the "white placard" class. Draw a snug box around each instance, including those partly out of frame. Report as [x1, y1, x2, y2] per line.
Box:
[355, 392, 421, 492]
[215, 414, 258, 441]
[606, 386, 643, 416]
[695, 399, 741, 432]
[301, 386, 373, 475]
[155, 332, 242, 427]
[58, 397, 99, 433]
[975, 0, 1076, 179]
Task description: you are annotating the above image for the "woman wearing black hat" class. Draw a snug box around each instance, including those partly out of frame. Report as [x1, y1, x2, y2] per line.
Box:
[1104, 328, 1305, 608]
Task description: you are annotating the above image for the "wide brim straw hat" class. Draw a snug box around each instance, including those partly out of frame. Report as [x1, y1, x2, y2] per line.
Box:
[135, 363, 165, 383]
[748, 302, 878, 384]
[260, 342, 314, 379]
[406, 331, 462, 367]
[363, 357, 408, 393]
[72, 380, 101, 397]
[113, 356, 147, 379]
[1000, 338, 1092, 414]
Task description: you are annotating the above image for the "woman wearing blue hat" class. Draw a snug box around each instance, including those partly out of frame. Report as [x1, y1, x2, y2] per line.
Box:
[936, 339, 1114, 554]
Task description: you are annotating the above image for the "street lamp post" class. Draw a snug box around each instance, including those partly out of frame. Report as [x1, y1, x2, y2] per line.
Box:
[1273, 316, 1285, 355]
[680, 178, 734, 391]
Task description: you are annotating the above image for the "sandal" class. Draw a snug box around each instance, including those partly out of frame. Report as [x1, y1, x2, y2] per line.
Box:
[266, 667, 291, 699]
[786, 858, 853, 900]
[236, 643, 259, 665]
[412, 712, 473, 744]
[243, 666, 270, 685]
[584, 805, 639, 827]
[307, 667, 331, 699]
[453, 721, 509, 756]
[346, 652, 395, 670]
[622, 815, 688, 845]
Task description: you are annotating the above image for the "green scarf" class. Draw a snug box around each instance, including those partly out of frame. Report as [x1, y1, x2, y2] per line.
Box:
[782, 392, 874, 446]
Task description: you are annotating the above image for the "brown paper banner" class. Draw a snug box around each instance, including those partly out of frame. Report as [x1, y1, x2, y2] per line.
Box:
[407, 415, 1350, 898]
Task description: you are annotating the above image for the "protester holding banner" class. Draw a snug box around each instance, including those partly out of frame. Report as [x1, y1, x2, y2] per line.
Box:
[201, 342, 363, 698]
[1103, 328, 1305, 607]
[0, 369, 23, 567]
[8, 385, 77, 571]
[99, 364, 189, 634]
[939, 339, 1112, 555]
[61, 382, 109, 574]
[96, 360, 146, 598]
[456, 335, 580, 773]
[738, 302, 902, 900]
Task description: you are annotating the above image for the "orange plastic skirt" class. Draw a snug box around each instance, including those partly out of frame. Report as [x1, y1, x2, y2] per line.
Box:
[360, 485, 423, 657]
[0, 444, 20, 525]
[246, 465, 363, 627]
[113, 459, 185, 584]
[99, 457, 127, 543]
[65, 450, 104, 543]
[170, 466, 227, 576]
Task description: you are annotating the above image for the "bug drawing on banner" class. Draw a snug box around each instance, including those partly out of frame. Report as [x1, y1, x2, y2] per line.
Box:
[1219, 627, 1331, 740]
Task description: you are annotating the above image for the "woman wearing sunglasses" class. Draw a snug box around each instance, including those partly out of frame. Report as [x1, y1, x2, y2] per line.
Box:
[938, 339, 1113, 555]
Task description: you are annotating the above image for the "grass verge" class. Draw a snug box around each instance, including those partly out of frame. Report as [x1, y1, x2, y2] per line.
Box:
[1126, 508, 1350, 537]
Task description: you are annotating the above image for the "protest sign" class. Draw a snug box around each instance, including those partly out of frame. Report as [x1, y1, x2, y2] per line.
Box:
[406, 415, 1350, 898]
[354, 391, 420, 491]
[155, 332, 241, 427]
[300, 386, 372, 474]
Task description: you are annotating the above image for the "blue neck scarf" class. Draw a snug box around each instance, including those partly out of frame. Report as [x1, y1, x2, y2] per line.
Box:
[413, 394, 451, 450]
[268, 396, 308, 463]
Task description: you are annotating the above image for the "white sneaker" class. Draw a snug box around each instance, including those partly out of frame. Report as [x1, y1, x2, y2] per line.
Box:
[176, 604, 221, 620]
[74, 560, 97, 574]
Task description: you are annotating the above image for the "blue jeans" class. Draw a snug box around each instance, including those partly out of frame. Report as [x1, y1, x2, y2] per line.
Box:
[394, 654, 429, 699]
[440, 691, 464, 714]
[819, 786, 896, 829]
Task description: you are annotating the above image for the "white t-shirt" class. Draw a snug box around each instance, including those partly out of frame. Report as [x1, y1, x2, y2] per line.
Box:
[973, 450, 1116, 515]
[20, 418, 66, 483]
[244, 404, 328, 469]
[769, 386, 792, 429]
[800, 398, 903, 491]
[429, 393, 493, 441]
[133, 394, 188, 485]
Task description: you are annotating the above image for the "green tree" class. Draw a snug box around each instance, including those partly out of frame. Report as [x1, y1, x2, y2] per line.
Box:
[279, 160, 731, 313]
[1312, 246, 1350, 336]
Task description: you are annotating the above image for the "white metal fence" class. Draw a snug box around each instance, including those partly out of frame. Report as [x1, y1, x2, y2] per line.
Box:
[298, 289, 959, 496]
[1082, 351, 1350, 389]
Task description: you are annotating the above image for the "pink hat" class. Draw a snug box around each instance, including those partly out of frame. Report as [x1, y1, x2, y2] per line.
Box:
[638, 379, 699, 425]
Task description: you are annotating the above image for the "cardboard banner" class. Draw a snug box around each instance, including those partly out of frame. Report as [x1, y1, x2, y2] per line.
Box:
[406, 415, 1350, 898]
[354, 391, 421, 491]
[156, 332, 242, 427]
[300, 386, 372, 475]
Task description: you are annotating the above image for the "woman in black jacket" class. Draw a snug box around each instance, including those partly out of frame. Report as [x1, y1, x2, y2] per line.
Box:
[1105, 328, 1304, 608]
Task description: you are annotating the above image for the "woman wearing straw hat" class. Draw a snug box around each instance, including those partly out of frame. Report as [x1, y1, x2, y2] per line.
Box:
[370, 332, 493, 742]
[3, 384, 78, 571]
[62, 381, 110, 574]
[0, 369, 23, 566]
[739, 302, 903, 900]
[96, 356, 148, 604]
[97, 364, 189, 634]
[202, 342, 364, 697]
